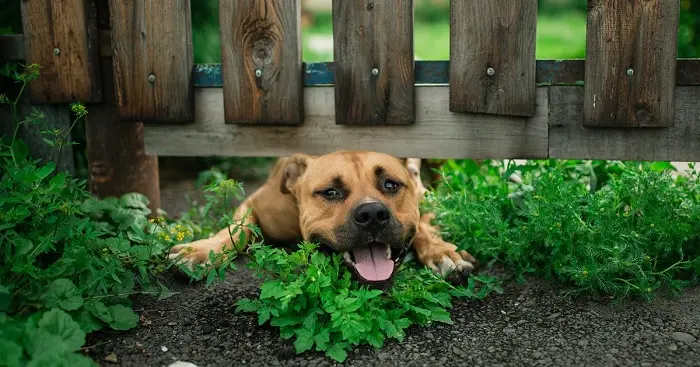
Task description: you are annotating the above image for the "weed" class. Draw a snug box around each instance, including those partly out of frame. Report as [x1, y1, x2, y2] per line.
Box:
[425, 159, 700, 301]
[235, 243, 502, 362]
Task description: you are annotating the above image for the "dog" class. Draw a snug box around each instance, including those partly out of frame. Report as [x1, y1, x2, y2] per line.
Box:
[169, 151, 477, 284]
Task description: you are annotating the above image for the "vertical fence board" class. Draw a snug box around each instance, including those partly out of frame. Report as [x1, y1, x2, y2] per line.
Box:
[220, 0, 303, 125]
[20, 0, 102, 103]
[332, 0, 415, 125]
[108, 0, 194, 122]
[584, 0, 679, 128]
[449, 0, 537, 117]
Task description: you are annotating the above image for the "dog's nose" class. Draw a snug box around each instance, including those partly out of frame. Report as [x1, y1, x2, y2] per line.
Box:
[353, 202, 390, 230]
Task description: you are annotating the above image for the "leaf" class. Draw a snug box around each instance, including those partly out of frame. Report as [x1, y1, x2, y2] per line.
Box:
[24, 308, 86, 358]
[314, 328, 331, 351]
[119, 193, 150, 210]
[429, 307, 453, 324]
[0, 285, 9, 313]
[71, 308, 104, 333]
[293, 329, 315, 354]
[35, 162, 56, 182]
[260, 280, 284, 299]
[13, 237, 34, 256]
[326, 343, 348, 363]
[367, 330, 385, 349]
[0, 339, 23, 367]
[27, 351, 97, 367]
[43, 278, 84, 311]
[49, 172, 67, 190]
[235, 298, 261, 313]
[107, 304, 139, 330]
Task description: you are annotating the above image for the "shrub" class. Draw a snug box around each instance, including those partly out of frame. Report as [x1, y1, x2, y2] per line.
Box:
[425, 159, 700, 301]
[0, 62, 246, 366]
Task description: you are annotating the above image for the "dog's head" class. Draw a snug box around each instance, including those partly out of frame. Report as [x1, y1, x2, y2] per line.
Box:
[280, 151, 423, 284]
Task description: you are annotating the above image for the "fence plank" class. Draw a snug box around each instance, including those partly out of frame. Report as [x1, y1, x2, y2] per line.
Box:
[219, 0, 303, 125]
[143, 86, 549, 159]
[332, 0, 415, 125]
[551, 86, 700, 161]
[19, 0, 101, 103]
[108, 0, 194, 122]
[584, 0, 679, 127]
[450, 0, 537, 117]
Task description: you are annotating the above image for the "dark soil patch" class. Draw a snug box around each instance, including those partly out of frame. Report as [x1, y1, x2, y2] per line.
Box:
[84, 260, 700, 367]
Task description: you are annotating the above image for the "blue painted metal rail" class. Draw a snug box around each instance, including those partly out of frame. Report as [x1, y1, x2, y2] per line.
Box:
[193, 59, 700, 88]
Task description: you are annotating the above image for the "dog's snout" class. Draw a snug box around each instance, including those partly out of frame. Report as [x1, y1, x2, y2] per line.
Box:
[353, 202, 390, 230]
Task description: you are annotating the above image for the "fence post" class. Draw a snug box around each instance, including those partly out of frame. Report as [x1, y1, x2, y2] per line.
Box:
[449, 0, 538, 117]
[84, 0, 160, 213]
[584, 0, 680, 127]
[107, 0, 194, 122]
[19, 0, 102, 104]
[219, 0, 304, 125]
[332, 0, 415, 125]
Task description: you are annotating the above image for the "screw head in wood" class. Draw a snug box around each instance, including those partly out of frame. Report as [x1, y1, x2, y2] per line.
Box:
[487, 67, 496, 76]
[371, 68, 379, 76]
[53, 48, 60, 56]
[626, 68, 634, 77]
[148, 73, 156, 83]
[255, 69, 262, 78]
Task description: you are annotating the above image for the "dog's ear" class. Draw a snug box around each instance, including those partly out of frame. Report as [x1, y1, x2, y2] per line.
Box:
[280, 153, 311, 195]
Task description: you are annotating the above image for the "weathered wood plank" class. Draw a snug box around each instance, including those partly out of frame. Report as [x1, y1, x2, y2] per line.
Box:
[551, 86, 700, 161]
[332, 0, 415, 125]
[108, 0, 194, 122]
[219, 0, 303, 125]
[143, 86, 548, 159]
[450, 0, 538, 117]
[19, 0, 101, 103]
[584, 0, 679, 127]
[85, 57, 161, 212]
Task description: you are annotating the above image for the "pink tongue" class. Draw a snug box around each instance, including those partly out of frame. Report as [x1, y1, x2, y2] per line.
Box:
[352, 244, 394, 281]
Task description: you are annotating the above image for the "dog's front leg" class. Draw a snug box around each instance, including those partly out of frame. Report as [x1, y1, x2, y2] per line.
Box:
[168, 192, 258, 270]
[412, 212, 477, 278]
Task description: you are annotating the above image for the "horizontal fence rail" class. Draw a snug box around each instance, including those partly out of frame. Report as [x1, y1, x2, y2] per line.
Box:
[3, 1, 700, 162]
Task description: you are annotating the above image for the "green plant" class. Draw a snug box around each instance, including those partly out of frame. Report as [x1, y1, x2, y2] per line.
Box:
[0, 62, 201, 366]
[426, 159, 700, 301]
[234, 242, 502, 362]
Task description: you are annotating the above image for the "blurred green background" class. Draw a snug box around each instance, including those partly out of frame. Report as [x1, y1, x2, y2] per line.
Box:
[188, 0, 700, 63]
[3, 0, 700, 62]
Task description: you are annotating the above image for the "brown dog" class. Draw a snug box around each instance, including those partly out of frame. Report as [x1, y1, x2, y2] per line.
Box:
[169, 151, 476, 284]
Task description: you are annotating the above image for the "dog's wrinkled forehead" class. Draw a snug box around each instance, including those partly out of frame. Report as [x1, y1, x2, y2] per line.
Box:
[301, 152, 411, 193]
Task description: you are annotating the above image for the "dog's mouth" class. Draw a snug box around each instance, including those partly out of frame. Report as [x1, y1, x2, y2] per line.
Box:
[342, 242, 402, 283]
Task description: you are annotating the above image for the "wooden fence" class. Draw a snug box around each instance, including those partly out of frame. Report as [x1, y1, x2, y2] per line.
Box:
[3, 1, 700, 176]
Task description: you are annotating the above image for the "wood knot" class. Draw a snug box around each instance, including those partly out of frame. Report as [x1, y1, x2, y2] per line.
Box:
[635, 105, 653, 126]
[367, 1, 374, 11]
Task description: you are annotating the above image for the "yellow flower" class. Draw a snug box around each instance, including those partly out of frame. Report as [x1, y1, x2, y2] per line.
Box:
[164, 235, 171, 241]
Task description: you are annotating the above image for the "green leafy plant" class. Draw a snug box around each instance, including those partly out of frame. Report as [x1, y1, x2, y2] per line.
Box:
[235, 242, 502, 362]
[0, 62, 200, 366]
[426, 159, 700, 301]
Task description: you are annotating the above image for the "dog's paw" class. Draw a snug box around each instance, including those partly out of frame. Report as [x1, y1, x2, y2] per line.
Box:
[168, 239, 220, 271]
[418, 239, 477, 279]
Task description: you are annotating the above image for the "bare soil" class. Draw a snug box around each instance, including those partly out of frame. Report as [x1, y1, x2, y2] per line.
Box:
[84, 262, 700, 367]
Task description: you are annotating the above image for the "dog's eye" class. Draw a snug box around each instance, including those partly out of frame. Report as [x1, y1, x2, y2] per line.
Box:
[383, 180, 401, 192]
[321, 188, 341, 199]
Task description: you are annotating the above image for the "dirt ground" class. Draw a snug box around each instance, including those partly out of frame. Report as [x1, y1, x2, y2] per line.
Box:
[83, 159, 699, 366]
[84, 261, 700, 367]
